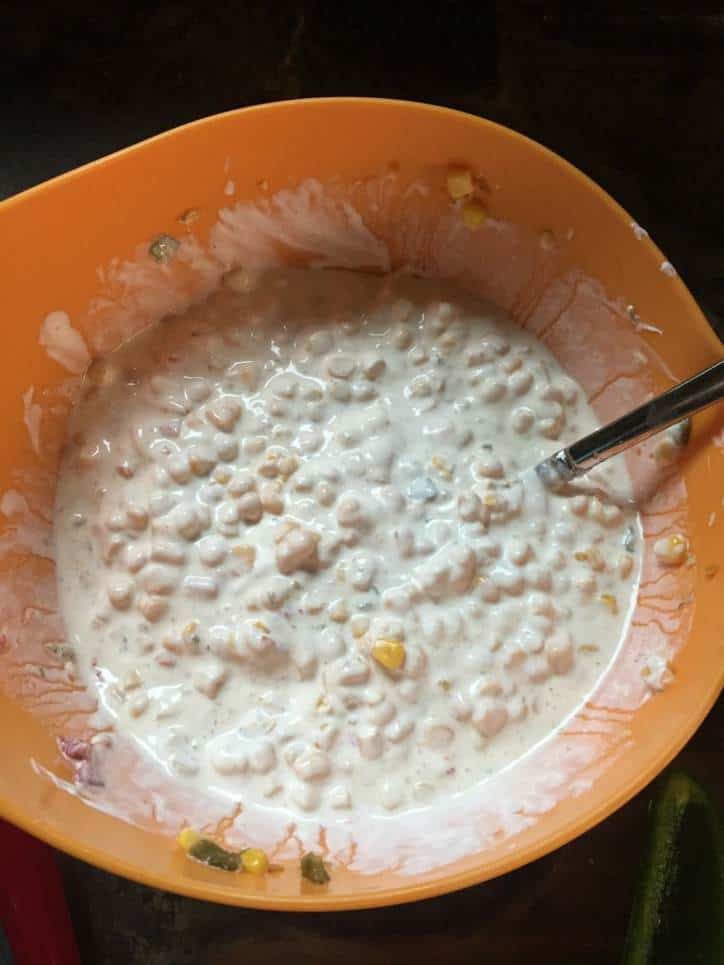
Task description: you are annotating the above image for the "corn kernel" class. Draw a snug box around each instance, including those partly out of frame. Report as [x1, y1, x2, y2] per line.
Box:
[430, 456, 453, 480]
[231, 544, 256, 566]
[223, 266, 253, 293]
[653, 533, 688, 566]
[182, 622, 202, 650]
[241, 848, 269, 875]
[617, 555, 634, 579]
[315, 694, 332, 714]
[599, 593, 619, 615]
[589, 497, 605, 523]
[575, 546, 605, 571]
[279, 455, 299, 480]
[653, 437, 678, 465]
[462, 200, 487, 229]
[438, 331, 459, 353]
[447, 167, 474, 200]
[329, 599, 349, 623]
[372, 639, 406, 671]
[177, 828, 201, 851]
[350, 614, 370, 638]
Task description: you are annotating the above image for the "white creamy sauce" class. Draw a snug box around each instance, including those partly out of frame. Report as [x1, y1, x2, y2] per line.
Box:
[54, 268, 640, 820]
[40, 310, 91, 374]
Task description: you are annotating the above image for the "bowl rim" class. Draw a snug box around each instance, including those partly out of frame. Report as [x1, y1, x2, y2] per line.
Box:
[1, 96, 721, 911]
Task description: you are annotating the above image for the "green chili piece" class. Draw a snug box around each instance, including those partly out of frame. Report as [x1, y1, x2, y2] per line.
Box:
[300, 852, 330, 884]
[188, 837, 241, 872]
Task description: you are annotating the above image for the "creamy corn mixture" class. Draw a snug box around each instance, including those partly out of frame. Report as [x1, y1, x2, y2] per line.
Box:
[54, 268, 640, 817]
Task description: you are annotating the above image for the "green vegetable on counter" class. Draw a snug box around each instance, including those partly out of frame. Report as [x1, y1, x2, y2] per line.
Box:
[621, 769, 723, 965]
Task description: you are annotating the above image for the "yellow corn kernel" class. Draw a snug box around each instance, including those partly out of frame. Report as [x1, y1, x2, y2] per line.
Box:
[483, 493, 498, 507]
[328, 599, 348, 623]
[315, 694, 332, 714]
[438, 331, 459, 353]
[182, 622, 201, 649]
[278, 455, 299, 480]
[653, 533, 688, 566]
[575, 546, 604, 571]
[189, 454, 211, 474]
[372, 639, 406, 671]
[252, 619, 269, 632]
[589, 497, 605, 524]
[654, 437, 678, 465]
[447, 167, 474, 200]
[259, 453, 280, 476]
[177, 827, 201, 851]
[349, 614, 370, 639]
[599, 593, 619, 615]
[588, 547, 605, 572]
[223, 266, 253, 293]
[231, 544, 256, 566]
[462, 200, 487, 229]
[431, 456, 453, 480]
[617, 555, 634, 579]
[241, 848, 269, 875]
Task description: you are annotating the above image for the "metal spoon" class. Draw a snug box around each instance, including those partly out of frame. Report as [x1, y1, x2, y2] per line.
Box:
[536, 358, 724, 489]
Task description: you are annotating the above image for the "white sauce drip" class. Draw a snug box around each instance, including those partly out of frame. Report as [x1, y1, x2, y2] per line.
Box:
[22, 387, 42, 455]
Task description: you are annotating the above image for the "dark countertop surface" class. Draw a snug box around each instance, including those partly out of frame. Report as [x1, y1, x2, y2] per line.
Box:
[57, 704, 722, 965]
[3, 3, 722, 963]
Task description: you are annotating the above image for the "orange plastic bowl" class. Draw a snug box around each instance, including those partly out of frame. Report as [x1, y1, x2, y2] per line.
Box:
[0, 99, 722, 910]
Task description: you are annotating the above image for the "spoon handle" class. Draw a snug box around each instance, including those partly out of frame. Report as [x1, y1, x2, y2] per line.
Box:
[537, 358, 724, 486]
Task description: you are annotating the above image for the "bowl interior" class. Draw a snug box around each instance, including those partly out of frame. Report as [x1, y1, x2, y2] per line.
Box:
[0, 98, 721, 909]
